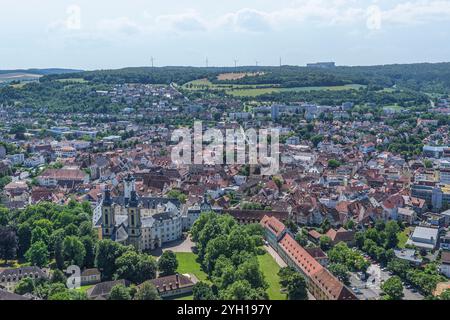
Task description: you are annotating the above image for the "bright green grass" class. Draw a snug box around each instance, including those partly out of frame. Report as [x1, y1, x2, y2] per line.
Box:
[175, 252, 210, 283]
[258, 252, 286, 300]
[77, 285, 94, 293]
[397, 228, 412, 249]
[169, 293, 194, 300]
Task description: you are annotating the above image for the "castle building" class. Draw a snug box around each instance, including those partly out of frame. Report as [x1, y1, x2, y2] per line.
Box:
[99, 175, 183, 251]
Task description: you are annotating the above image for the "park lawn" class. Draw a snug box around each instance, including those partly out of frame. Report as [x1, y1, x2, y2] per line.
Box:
[397, 227, 412, 249]
[169, 293, 194, 300]
[258, 253, 287, 300]
[175, 252, 210, 283]
[77, 285, 94, 293]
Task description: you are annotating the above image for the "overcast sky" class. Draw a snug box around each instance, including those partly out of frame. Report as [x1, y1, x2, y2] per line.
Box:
[1, 0, 450, 70]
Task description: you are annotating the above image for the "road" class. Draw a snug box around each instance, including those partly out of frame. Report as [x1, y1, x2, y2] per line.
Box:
[349, 264, 424, 300]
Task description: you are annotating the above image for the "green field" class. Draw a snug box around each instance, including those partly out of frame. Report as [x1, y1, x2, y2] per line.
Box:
[397, 227, 412, 249]
[175, 252, 209, 283]
[76, 284, 94, 293]
[258, 252, 287, 300]
[183, 79, 366, 97]
[227, 84, 366, 97]
[56, 78, 88, 83]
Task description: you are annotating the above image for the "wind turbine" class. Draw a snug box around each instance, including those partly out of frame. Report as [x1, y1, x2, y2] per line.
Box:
[150, 56, 154, 68]
[234, 58, 238, 69]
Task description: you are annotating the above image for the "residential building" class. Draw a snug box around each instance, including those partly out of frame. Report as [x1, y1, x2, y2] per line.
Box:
[80, 268, 102, 286]
[406, 226, 439, 250]
[86, 279, 130, 300]
[38, 168, 89, 188]
[149, 273, 197, 298]
[440, 251, 450, 278]
[0, 267, 47, 292]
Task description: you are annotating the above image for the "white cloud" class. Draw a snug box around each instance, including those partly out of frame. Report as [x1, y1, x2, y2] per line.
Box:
[382, 0, 450, 25]
[217, 8, 273, 33]
[155, 10, 207, 32]
[97, 17, 141, 35]
[47, 0, 450, 37]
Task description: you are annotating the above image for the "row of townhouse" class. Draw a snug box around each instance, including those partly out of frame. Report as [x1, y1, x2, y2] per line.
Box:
[260, 215, 357, 300]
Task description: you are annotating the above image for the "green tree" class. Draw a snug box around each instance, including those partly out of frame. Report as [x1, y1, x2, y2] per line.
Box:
[115, 251, 157, 284]
[25, 241, 49, 267]
[95, 240, 128, 280]
[328, 263, 350, 284]
[384, 221, 400, 249]
[0, 226, 17, 264]
[439, 289, 450, 300]
[220, 280, 268, 300]
[295, 232, 308, 246]
[31, 226, 49, 246]
[62, 236, 86, 267]
[286, 273, 308, 300]
[319, 236, 332, 251]
[14, 277, 35, 295]
[311, 135, 324, 147]
[135, 281, 161, 300]
[158, 250, 178, 276]
[81, 236, 95, 268]
[381, 276, 404, 300]
[424, 159, 433, 168]
[0, 207, 9, 226]
[109, 284, 131, 300]
[328, 159, 342, 169]
[50, 269, 67, 284]
[193, 282, 216, 300]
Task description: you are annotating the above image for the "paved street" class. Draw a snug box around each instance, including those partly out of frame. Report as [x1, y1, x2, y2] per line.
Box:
[150, 234, 195, 257]
[349, 264, 424, 300]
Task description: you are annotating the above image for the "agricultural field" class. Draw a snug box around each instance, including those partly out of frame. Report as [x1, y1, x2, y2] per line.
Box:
[0, 72, 41, 83]
[55, 78, 89, 83]
[182, 79, 366, 97]
[227, 84, 366, 97]
[217, 72, 265, 81]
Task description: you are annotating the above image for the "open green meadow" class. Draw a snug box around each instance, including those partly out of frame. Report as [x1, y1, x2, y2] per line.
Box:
[258, 252, 287, 300]
[182, 79, 366, 97]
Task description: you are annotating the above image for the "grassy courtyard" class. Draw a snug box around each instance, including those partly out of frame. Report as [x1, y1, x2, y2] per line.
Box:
[397, 227, 412, 249]
[258, 252, 287, 300]
[175, 252, 209, 283]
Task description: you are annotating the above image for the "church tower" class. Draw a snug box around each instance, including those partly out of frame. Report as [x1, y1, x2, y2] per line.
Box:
[126, 179, 142, 250]
[200, 192, 212, 213]
[101, 187, 115, 239]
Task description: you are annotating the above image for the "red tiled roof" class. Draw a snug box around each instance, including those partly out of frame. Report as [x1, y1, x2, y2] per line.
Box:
[278, 233, 356, 300]
[40, 168, 87, 181]
[260, 215, 287, 238]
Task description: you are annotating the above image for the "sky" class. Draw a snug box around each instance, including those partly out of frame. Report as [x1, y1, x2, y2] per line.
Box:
[1, 0, 450, 70]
